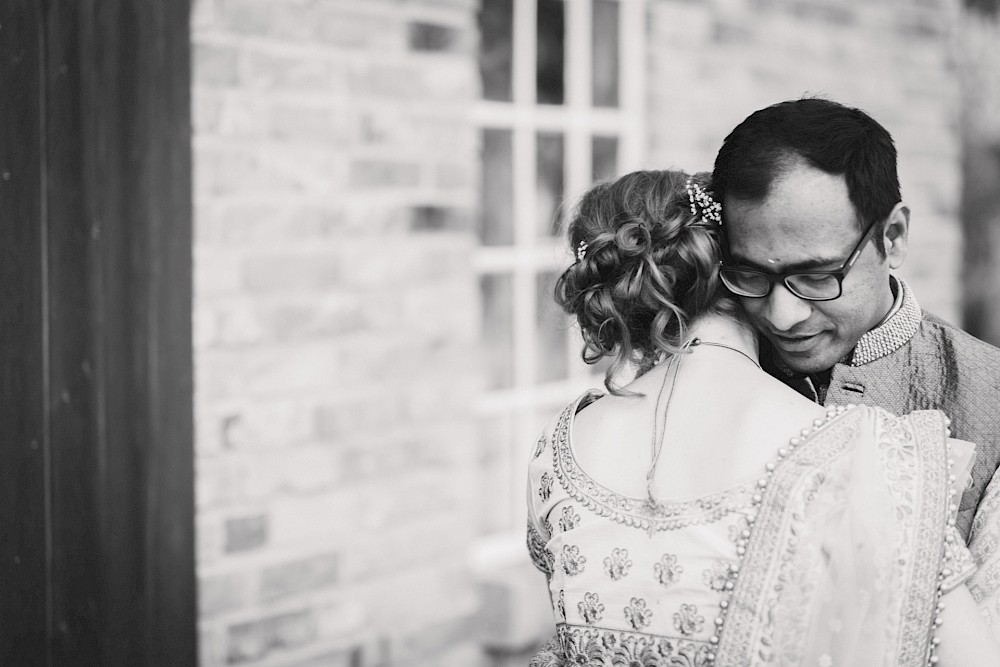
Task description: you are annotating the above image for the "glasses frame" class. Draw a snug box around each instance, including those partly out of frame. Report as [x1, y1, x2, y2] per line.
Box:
[719, 218, 881, 302]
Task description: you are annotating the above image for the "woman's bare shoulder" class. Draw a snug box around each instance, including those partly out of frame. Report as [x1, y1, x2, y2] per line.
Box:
[569, 390, 656, 492]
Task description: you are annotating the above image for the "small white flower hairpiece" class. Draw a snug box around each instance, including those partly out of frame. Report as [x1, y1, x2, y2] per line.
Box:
[576, 240, 589, 261]
[686, 178, 722, 226]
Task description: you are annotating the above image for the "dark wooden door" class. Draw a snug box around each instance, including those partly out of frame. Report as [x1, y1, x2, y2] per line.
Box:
[0, 2, 196, 664]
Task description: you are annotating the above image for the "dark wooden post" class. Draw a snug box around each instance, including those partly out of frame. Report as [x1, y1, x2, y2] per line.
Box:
[0, 1, 197, 664]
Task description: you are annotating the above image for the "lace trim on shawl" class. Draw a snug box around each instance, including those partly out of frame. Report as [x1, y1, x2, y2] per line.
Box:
[890, 410, 949, 666]
[551, 391, 754, 532]
[941, 524, 976, 591]
[715, 407, 953, 667]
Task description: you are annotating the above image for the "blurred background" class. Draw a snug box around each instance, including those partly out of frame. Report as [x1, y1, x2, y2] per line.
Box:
[191, 0, 1000, 665]
[3, 0, 1000, 666]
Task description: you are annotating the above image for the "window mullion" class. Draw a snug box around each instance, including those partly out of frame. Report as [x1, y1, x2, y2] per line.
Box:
[513, 0, 537, 106]
[618, 0, 646, 172]
[513, 127, 536, 390]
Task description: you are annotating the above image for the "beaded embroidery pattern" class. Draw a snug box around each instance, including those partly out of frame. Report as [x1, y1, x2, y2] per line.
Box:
[850, 279, 922, 366]
[550, 391, 755, 532]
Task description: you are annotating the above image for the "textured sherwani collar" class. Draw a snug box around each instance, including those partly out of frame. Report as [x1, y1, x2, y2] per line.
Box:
[848, 277, 921, 366]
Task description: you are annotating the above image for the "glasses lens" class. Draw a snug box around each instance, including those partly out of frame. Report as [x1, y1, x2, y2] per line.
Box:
[720, 268, 770, 297]
[786, 274, 840, 300]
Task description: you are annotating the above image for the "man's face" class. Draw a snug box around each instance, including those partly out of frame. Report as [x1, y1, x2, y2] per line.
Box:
[724, 165, 897, 374]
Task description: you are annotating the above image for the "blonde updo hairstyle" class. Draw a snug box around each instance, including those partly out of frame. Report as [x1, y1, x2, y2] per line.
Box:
[555, 170, 734, 393]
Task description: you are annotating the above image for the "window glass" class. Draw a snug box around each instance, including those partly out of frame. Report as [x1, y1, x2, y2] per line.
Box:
[476, 414, 515, 534]
[536, 132, 565, 237]
[480, 128, 514, 246]
[535, 272, 569, 382]
[592, 0, 620, 107]
[479, 0, 514, 102]
[592, 134, 619, 183]
[480, 273, 515, 389]
[536, 0, 566, 105]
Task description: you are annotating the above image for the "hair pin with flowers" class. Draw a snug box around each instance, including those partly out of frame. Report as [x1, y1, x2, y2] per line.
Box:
[686, 178, 722, 226]
[576, 240, 589, 262]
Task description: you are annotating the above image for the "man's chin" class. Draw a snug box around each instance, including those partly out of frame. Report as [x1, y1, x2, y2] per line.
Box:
[773, 348, 839, 375]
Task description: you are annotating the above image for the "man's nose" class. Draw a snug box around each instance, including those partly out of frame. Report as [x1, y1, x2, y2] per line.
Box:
[762, 282, 813, 332]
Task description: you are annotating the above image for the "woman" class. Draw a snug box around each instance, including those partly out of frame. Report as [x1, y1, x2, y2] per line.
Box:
[526, 170, 999, 666]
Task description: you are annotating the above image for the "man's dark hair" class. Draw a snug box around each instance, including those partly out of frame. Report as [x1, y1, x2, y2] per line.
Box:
[712, 98, 900, 257]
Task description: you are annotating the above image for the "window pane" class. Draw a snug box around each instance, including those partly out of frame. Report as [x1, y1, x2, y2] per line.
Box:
[476, 414, 515, 534]
[481, 273, 514, 389]
[592, 135, 618, 183]
[480, 128, 514, 246]
[536, 272, 568, 382]
[592, 0, 620, 107]
[536, 0, 565, 105]
[479, 0, 514, 102]
[536, 132, 565, 237]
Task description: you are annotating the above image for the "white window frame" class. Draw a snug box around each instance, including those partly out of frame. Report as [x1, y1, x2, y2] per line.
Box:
[473, 0, 646, 560]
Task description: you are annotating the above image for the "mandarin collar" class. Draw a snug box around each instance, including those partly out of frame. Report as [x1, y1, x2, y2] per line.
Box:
[848, 277, 921, 366]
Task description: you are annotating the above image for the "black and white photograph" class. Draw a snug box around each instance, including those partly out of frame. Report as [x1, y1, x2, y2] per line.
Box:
[3, 1, 1000, 665]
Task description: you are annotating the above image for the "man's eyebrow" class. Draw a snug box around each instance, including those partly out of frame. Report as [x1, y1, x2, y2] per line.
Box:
[728, 252, 844, 272]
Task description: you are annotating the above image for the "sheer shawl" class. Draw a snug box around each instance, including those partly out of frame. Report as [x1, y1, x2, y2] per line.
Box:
[715, 407, 971, 667]
[966, 461, 1000, 638]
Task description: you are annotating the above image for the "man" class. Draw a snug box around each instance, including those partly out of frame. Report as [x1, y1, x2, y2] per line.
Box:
[711, 97, 1000, 541]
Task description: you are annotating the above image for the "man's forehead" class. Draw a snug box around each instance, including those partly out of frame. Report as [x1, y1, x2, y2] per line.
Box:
[723, 162, 854, 212]
[727, 240, 838, 270]
[723, 212, 856, 269]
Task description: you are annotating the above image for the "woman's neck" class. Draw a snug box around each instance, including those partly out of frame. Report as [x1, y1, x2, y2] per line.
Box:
[685, 314, 759, 365]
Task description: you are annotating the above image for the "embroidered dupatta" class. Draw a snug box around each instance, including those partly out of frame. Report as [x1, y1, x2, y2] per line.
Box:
[715, 407, 965, 667]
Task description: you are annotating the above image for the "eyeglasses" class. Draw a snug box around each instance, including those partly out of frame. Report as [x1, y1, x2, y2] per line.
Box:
[719, 218, 880, 302]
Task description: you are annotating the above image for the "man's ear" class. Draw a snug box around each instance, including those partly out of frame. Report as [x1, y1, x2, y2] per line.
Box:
[883, 203, 909, 269]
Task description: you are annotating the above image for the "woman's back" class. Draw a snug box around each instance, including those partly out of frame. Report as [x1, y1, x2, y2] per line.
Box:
[570, 334, 826, 502]
[528, 335, 829, 665]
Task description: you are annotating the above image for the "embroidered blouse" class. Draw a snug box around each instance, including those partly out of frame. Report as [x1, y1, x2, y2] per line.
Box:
[527, 391, 976, 667]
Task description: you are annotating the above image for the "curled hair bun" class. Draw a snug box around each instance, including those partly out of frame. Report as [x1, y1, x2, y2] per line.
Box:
[555, 170, 729, 392]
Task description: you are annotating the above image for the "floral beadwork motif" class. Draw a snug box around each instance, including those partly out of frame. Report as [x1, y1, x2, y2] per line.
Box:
[539, 472, 553, 502]
[561, 545, 587, 576]
[654, 553, 684, 588]
[728, 515, 751, 546]
[703, 560, 731, 593]
[533, 433, 547, 459]
[624, 597, 652, 631]
[603, 547, 633, 581]
[673, 604, 705, 637]
[556, 590, 565, 621]
[558, 506, 581, 533]
[578, 592, 605, 624]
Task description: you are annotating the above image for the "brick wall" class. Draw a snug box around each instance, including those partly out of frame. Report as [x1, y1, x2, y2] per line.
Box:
[191, 0, 483, 665]
[645, 0, 964, 322]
